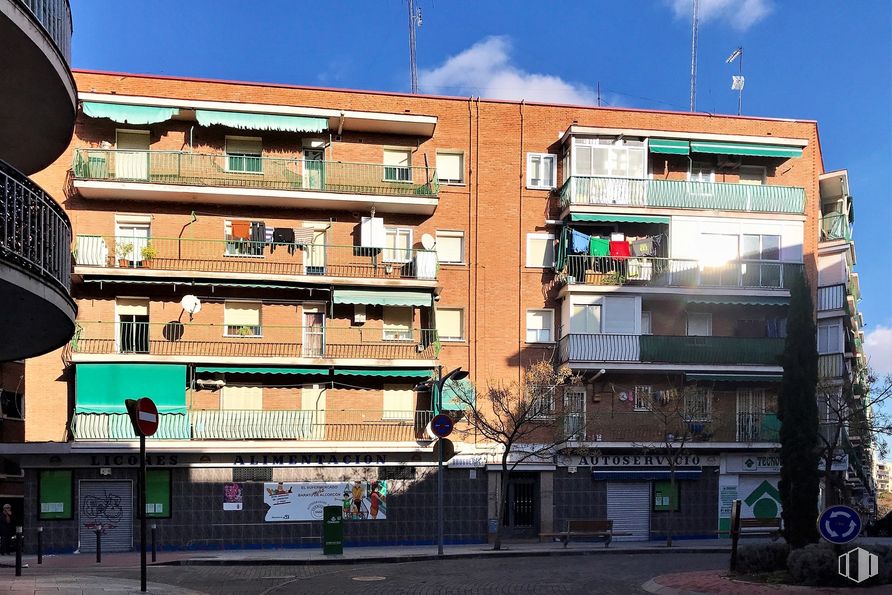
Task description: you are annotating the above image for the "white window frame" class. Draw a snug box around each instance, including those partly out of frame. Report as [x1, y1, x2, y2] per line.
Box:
[526, 233, 555, 268]
[221, 384, 263, 411]
[563, 386, 587, 440]
[223, 300, 263, 338]
[436, 308, 465, 342]
[383, 306, 413, 341]
[688, 162, 716, 183]
[383, 384, 415, 420]
[683, 389, 712, 423]
[525, 309, 554, 344]
[527, 153, 557, 189]
[436, 151, 465, 184]
[223, 219, 265, 258]
[383, 227, 413, 263]
[686, 312, 713, 337]
[571, 137, 647, 179]
[570, 303, 602, 334]
[817, 320, 843, 354]
[738, 165, 766, 186]
[225, 136, 263, 174]
[634, 385, 652, 412]
[383, 148, 412, 183]
[641, 311, 652, 335]
[529, 384, 556, 419]
[435, 230, 465, 264]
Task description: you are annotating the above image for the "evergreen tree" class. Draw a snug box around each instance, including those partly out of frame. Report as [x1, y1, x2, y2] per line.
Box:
[778, 274, 820, 548]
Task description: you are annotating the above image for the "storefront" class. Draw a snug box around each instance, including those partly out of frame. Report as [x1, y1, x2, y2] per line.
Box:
[718, 453, 783, 532]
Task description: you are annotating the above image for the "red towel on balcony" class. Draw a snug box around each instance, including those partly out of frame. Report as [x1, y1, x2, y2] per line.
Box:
[230, 220, 251, 240]
[609, 240, 631, 260]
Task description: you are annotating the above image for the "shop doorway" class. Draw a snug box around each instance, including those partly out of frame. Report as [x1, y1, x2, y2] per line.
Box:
[502, 472, 539, 538]
[78, 480, 133, 552]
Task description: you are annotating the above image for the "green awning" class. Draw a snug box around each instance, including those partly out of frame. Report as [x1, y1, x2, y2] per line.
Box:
[570, 214, 670, 224]
[84, 278, 303, 290]
[335, 369, 433, 378]
[686, 296, 789, 306]
[195, 109, 327, 133]
[82, 102, 179, 125]
[440, 378, 475, 409]
[333, 289, 432, 307]
[649, 139, 690, 155]
[690, 141, 803, 158]
[196, 367, 328, 375]
[686, 373, 783, 383]
[75, 364, 187, 413]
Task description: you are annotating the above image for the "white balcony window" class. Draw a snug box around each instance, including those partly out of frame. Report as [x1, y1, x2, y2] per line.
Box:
[436, 152, 464, 184]
[572, 137, 646, 179]
[383, 306, 413, 341]
[739, 165, 766, 185]
[526, 233, 554, 268]
[818, 320, 843, 354]
[570, 304, 601, 334]
[224, 301, 262, 337]
[527, 153, 556, 189]
[383, 149, 412, 182]
[222, 385, 262, 410]
[436, 308, 464, 342]
[383, 384, 415, 420]
[384, 227, 413, 263]
[686, 312, 712, 337]
[225, 136, 262, 174]
[435, 230, 464, 264]
[526, 309, 554, 343]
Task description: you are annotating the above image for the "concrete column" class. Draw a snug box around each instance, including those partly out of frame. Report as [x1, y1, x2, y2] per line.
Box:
[487, 470, 500, 543]
[540, 471, 554, 536]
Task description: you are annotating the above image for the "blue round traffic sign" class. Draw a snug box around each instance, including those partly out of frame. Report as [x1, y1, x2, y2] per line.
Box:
[430, 414, 454, 438]
[818, 505, 862, 544]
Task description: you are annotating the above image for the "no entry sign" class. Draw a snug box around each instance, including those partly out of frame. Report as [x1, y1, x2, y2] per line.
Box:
[125, 398, 159, 437]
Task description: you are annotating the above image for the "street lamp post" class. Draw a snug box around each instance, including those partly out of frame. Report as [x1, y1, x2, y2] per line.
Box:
[433, 366, 468, 556]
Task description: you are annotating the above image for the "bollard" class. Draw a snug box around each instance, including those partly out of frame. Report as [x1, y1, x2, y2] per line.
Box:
[37, 527, 42, 565]
[95, 525, 102, 564]
[151, 524, 156, 563]
[14, 526, 22, 577]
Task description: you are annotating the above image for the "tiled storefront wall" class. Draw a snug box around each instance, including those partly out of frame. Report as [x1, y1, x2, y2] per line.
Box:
[649, 467, 719, 538]
[553, 468, 608, 526]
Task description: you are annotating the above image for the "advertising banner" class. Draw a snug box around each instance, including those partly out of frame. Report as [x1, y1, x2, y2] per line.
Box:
[263, 480, 387, 522]
[223, 483, 243, 511]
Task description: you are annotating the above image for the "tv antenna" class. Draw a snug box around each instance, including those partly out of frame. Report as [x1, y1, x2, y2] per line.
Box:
[689, 0, 699, 111]
[726, 47, 744, 115]
[408, 0, 422, 93]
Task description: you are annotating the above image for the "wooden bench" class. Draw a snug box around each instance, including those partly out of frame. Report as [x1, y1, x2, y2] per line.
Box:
[718, 518, 783, 541]
[539, 519, 630, 548]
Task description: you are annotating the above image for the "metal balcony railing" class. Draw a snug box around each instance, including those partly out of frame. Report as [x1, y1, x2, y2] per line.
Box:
[574, 411, 779, 443]
[19, 0, 72, 62]
[562, 256, 801, 290]
[72, 149, 440, 198]
[817, 284, 846, 311]
[559, 334, 784, 366]
[820, 213, 852, 242]
[70, 321, 440, 360]
[818, 353, 846, 379]
[74, 234, 439, 281]
[0, 159, 72, 292]
[72, 409, 434, 442]
[560, 176, 806, 214]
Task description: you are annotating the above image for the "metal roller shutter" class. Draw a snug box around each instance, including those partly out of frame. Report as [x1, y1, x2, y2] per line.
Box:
[607, 482, 650, 541]
[78, 480, 133, 552]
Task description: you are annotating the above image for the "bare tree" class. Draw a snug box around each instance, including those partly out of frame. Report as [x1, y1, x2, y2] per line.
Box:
[452, 361, 578, 550]
[816, 368, 892, 509]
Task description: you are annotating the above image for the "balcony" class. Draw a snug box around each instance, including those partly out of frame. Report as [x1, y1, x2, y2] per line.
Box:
[817, 284, 845, 312]
[72, 150, 440, 214]
[559, 334, 783, 368]
[821, 212, 852, 242]
[69, 322, 439, 364]
[74, 235, 438, 287]
[562, 256, 801, 291]
[560, 176, 805, 215]
[1, 159, 76, 359]
[818, 353, 846, 380]
[72, 409, 434, 442]
[578, 411, 780, 443]
[1, 0, 75, 173]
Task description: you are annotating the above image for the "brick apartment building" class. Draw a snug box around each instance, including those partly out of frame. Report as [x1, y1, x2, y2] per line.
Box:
[5, 65, 872, 551]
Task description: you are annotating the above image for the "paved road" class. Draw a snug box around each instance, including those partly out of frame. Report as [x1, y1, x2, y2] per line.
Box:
[11, 552, 729, 594]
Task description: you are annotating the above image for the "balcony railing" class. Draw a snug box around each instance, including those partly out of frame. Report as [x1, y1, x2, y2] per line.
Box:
[821, 213, 852, 242]
[20, 0, 72, 62]
[559, 334, 784, 366]
[72, 149, 439, 198]
[560, 176, 805, 214]
[818, 353, 846, 379]
[1, 159, 72, 292]
[72, 409, 434, 442]
[70, 322, 440, 360]
[576, 411, 779, 443]
[562, 256, 801, 290]
[74, 235, 439, 281]
[817, 284, 845, 311]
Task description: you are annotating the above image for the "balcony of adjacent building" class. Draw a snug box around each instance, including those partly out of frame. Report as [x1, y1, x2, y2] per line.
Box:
[1, 0, 76, 174]
[69, 362, 436, 443]
[819, 170, 854, 244]
[556, 130, 807, 219]
[1, 160, 76, 360]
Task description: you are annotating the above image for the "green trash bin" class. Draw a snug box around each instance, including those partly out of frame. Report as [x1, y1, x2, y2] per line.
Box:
[322, 505, 343, 555]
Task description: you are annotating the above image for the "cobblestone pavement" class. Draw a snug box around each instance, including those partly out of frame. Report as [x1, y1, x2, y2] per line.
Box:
[644, 569, 890, 594]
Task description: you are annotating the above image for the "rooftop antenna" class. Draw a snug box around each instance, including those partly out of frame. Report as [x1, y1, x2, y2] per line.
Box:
[408, 0, 422, 93]
[726, 47, 744, 115]
[689, 0, 699, 111]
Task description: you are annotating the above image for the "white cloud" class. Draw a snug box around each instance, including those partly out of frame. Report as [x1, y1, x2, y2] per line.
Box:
[865, 325, 892, 376]
[419, 36, 593, 105]
[668, 0, 773, 31]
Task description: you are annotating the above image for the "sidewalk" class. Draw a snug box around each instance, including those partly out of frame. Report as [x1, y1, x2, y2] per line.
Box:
[643, 570, 890, 594]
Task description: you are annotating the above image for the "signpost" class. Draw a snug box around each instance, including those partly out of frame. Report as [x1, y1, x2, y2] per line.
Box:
[322, 505, 344, 555]
[818, 505, 862, 545]
[125, 398, 158, 593]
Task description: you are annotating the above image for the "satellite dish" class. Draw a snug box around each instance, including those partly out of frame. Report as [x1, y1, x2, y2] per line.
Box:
[421, 233, 436, 251]
[180, 294, 201, 317]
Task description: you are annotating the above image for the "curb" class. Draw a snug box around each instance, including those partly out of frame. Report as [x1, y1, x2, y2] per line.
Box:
[641, 578, 701, 595]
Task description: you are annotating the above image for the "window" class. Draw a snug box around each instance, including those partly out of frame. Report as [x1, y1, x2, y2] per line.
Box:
[742, 234, 780, 260]
[526, 233, 555, 268]
[114, 130, 150, 180]
[384, 227, 413, 263]
[145, 469, 171, 518]
[686, 312, 712, 337]
[383, 384, 415, 420]
[573, 137, 646, 179]
[529, 383, 556, 418]
[570, 304, 601, 334]
[602, 296, 637, 334]
[526, 309, 554, 343]
[634, 385, 652, 411]
[224, 220, 264, 256]
[653, 481, 680, 512]
[233, 467, 272, 482]
[527, 153, 556, 189]
[222, 384, 262, 410]
[1, 389, 23, 419]
[436, 152, 464, 184]
[225, 136, 262, 173]
[224, 301, 262, 337]
[817, 320, 842, 354]
[383, 149, 412, 182]
[641, 311, 652, 335]
[39, 470, 73, 520]
[684, 389, 712, 422]
[436, 308, 464, 342]
[383, 306, 413, 341]
[739, 165, 766, 186]
[563, 387, 586, 440]
[435, 230, 464, 264]
[115, 216, 150, 266]
[116, 298, 149, 353]
[689, 162, 715, 183]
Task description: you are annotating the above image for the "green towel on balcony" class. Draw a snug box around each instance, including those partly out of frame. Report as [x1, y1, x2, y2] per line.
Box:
[589, 237, 610, 257]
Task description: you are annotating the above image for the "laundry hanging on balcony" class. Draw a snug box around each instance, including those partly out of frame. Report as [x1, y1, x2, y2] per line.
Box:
[82, 102, 180, 125]
[194, 109, 327, 133]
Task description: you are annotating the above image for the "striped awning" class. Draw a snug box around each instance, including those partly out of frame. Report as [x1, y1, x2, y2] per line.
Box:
[335, 369, 433, 378]
[72, 412, 190, 440]
[690, 141, 803, 158]
[686, 373, 783, 383]
[83, 278, 306, 290]
[333, 289, 432, 307]
[685, 296, 789, 306]
[569, 213, 670, 224]
[196, 367, 327, 375]
[195, 110, 326, 133]
[649, 139, 690, 155]
[82, 102, 179, 125]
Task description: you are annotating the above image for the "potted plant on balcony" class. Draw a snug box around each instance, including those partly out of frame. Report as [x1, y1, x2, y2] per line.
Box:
[140, 243, 157, 268]
[235, 325, 255, 337]
[115, 241, 133, 268]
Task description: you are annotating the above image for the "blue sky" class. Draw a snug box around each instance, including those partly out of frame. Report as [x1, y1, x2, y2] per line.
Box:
[71, 0, 892, 373]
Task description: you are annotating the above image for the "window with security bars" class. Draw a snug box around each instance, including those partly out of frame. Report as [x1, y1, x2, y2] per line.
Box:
[379, 466, 416, 480]
[563, 387, 586, 441]
[383, 149, 412, 182]
[683, 389, 712, 423]
[232, 467, 272, 482]
[634, 386, 652, 411]
[528, 384, 556, 418]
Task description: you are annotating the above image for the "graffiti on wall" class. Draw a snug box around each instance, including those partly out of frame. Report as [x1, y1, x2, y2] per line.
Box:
[81, 491, 124, 532]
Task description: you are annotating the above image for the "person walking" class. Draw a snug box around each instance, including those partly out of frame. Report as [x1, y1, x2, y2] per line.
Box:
[0, 503, 14, 555]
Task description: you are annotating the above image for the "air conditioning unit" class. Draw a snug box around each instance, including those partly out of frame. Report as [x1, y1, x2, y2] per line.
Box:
[195, 379, 225, 390]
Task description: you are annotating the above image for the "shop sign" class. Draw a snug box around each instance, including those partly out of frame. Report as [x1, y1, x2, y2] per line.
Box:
[559, 454, 710, 468]
[448, 455, 486, 469]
